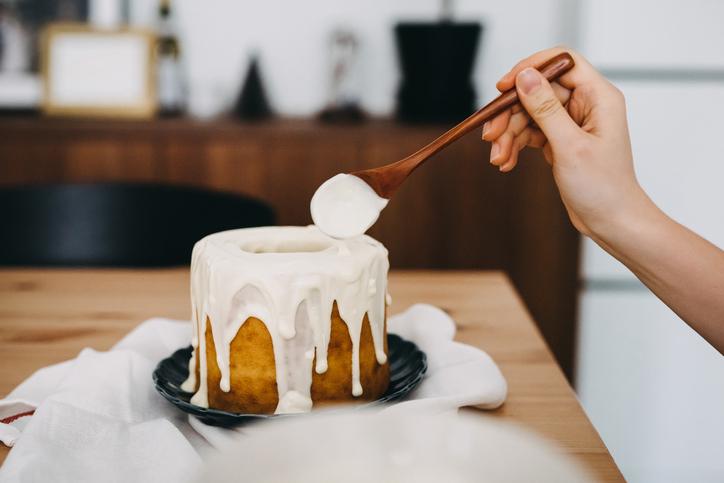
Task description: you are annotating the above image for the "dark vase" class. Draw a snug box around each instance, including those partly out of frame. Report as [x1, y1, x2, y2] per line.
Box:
[234, 56, 272, 120]
[395, 22, 482, 123]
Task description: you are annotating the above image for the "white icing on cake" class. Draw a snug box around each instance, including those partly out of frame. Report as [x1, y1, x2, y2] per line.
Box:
[181, 225, 389, 414]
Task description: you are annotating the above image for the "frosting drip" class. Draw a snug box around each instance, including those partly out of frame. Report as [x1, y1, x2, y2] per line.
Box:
[182, 225, 389, 414]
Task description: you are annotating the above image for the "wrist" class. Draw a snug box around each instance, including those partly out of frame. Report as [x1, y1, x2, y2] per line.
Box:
[587, 190, 666, 265]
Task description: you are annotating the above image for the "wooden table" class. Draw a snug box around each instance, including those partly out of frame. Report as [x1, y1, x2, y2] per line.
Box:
[0, 116, 581, 381]
[0, 269, 624, 481]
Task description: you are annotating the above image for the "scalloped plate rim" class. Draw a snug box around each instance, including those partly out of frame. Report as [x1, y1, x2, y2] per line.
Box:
[153, 333, 427, 426]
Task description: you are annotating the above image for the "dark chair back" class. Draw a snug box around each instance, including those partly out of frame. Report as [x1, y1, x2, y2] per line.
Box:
[0, 184, 276, 267]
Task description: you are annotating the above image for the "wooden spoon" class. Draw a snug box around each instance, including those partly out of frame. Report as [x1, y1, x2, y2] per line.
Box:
[352, 52, 575, 199]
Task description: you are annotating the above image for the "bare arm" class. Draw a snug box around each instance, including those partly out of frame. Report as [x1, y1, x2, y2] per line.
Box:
[483, 46, 724, 353]
[596, 199, 724, 351]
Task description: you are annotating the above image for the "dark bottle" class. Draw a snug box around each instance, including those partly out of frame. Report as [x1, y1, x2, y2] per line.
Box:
[156, 0, 185, 116]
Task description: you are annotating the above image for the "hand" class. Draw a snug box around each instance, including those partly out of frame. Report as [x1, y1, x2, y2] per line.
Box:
[482, 47, 652, 240]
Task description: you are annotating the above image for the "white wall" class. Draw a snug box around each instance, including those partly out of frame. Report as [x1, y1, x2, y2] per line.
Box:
[129, 0, 570, 117]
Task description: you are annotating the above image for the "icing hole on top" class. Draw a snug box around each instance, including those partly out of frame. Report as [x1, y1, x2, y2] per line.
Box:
[237, 238, 335, 254]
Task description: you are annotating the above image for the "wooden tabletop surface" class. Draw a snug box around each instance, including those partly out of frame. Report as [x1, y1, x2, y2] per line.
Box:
[0, 269, 624, 481]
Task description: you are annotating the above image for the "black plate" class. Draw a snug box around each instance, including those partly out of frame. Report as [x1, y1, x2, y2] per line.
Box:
[153, 334, 427, 427]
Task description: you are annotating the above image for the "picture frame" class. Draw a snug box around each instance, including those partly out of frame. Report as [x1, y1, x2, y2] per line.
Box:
[41, 23, 157, 118]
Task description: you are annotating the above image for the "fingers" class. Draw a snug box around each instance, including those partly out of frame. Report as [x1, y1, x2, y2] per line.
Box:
[487, 110, 531, 167]
[483, 78, 571, 170]
[496, 46, 571, 92]
[482, 108, 511, 141]
[496, 46, 600, 94]
[498, 145, 519, 172]
[489, 131, 512, 168]
[515, 68, 581, 149]
[490, 125, 548, 171]
[483, 108, 528, 144]
[501, 128, 548, 171]
[483, 47, 600, 172]
[483, 80, 571, 144]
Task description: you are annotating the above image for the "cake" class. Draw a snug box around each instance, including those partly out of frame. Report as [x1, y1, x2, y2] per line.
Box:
[181, 225, 390, 414]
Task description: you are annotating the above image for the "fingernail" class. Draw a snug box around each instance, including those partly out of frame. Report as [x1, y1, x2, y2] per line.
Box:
[482, 122, 491, 140]
[517, 68, 541, 95]
[490, 143, 499, 163]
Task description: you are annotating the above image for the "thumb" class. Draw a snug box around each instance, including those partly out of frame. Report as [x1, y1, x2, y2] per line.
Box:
[515, 67, 579, 148]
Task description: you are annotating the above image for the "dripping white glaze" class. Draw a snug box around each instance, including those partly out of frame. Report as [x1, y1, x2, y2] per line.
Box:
[310, 173, 389, 239]
[183, 225, 389, 414]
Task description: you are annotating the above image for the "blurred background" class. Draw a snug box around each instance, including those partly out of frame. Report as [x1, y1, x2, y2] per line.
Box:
[1, 0, 723, 482]
[0, 0, 578, 116]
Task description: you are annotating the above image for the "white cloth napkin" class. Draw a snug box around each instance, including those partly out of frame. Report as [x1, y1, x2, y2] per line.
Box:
[0, 303, 506, 483]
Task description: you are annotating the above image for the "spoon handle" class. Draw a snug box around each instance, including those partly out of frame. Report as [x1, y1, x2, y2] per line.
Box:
[353, 52, 575, 199]
[405, 52, 575, 167]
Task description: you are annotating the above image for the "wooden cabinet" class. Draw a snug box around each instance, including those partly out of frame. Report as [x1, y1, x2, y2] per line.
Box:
[0, 116, 580, 380]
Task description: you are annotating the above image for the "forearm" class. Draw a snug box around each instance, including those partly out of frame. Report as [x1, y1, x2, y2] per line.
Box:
[592, 198, 724, 353]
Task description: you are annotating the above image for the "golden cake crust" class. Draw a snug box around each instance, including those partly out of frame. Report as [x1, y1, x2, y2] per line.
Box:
[198, 302, 389, 414]
[205, 316, 279, 414]
[310, 302, 389, 407]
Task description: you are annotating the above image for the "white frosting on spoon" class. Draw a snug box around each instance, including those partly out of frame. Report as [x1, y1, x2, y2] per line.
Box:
[311, 173, 388, 239]
[182, 225, 389, 414]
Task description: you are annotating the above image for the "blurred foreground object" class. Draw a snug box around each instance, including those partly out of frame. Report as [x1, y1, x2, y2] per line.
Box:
[194, 411, 596, 483]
